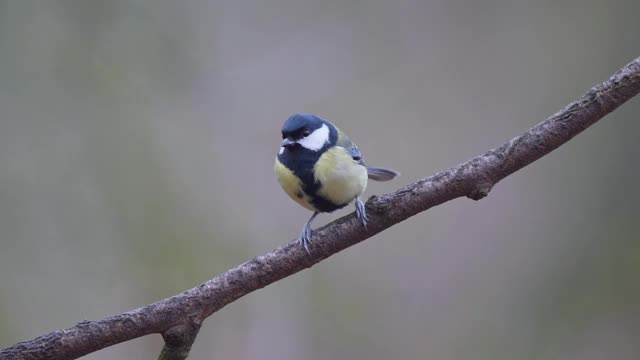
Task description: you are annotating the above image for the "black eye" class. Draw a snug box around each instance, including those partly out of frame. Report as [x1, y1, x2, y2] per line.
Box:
[302, 130, 311, 137]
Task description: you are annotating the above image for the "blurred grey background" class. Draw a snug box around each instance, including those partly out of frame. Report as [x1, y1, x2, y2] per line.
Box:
[1, 1, 639, 359]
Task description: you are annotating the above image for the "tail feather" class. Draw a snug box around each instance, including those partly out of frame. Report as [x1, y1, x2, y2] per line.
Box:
[366, 167, 399, 182]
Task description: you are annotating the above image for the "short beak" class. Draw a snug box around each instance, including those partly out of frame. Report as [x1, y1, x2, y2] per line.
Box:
[281, 138, 296, 147]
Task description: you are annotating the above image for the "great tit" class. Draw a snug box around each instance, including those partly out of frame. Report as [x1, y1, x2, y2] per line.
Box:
[274, 113, 398, 253]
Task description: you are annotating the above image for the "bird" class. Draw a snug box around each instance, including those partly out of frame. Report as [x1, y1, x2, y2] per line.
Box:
[274, 113, 398, 253]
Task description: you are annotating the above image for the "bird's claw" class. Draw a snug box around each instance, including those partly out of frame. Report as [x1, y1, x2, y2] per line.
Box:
[300, 223, 312, 255]
[355, 197, 368, 228]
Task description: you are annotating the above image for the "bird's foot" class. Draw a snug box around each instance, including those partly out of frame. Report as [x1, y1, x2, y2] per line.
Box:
[300, 223, 313, 254]
[355, 196, 368, 228]
[299, 211, 319, 255]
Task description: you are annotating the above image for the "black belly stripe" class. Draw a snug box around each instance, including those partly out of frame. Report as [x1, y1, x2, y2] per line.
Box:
[310, 194, 348, 213]
[278, 123, 341, 213]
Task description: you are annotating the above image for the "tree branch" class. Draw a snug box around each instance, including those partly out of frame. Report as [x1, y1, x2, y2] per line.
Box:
[1, 56, 639, 360]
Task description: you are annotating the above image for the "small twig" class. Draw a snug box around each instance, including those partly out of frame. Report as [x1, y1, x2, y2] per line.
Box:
[157, 318, 202, 360]
[1, 56, 639, 360]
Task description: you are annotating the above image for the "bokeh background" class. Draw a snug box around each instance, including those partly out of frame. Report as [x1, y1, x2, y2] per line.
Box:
[1, 1, 639, 359]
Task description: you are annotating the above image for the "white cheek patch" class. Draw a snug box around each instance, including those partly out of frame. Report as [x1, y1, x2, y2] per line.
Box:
[279, 146, 285, 155]
[298, 124, 330, 151]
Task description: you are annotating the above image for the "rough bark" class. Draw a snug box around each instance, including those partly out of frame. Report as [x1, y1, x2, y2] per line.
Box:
[1, 56, 639, 360]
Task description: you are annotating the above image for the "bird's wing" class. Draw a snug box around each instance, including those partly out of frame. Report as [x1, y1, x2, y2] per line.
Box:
[336, 129, 364, 165]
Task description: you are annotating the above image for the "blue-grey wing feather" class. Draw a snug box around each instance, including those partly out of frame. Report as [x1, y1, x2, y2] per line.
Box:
[337, 133, 398, 181]
[337, 136, 364, 165]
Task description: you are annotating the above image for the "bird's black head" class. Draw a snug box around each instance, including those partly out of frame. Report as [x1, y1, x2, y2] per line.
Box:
[279, 113, 336, 152]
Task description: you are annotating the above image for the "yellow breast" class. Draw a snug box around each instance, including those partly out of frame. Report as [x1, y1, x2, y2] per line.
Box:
[274, 157, 317, 211]
[314, 146, 367, 207]
[275, 146, 367, 212]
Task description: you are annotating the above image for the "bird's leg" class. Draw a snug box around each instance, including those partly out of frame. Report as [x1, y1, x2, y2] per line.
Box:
[300, 211, 319, 254]
[355, 196, 367, 228]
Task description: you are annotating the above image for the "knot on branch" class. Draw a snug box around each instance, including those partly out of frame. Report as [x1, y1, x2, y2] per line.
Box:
[467, 182, 494, 201]
[365, 194, 385, 213]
